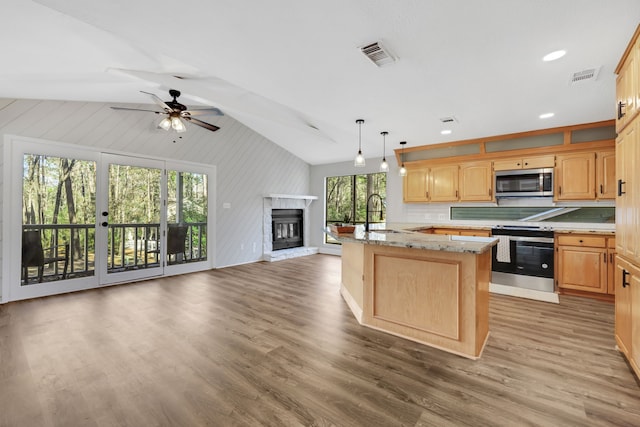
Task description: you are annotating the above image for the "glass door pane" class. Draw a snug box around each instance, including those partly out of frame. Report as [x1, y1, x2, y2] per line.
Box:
[166, 170, 208, 265]
[99, 154, 164, 284]
[21, 154, 96, 285]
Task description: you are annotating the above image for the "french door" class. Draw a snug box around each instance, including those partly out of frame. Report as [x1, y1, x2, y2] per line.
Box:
[98, 154, 165, 285]
[5, 137, 214, 302]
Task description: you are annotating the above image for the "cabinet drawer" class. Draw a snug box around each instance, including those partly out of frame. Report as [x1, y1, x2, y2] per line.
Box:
[523, 155, 555, 169]
[607, 237, 616, 248]
[557, 235, 606, 248]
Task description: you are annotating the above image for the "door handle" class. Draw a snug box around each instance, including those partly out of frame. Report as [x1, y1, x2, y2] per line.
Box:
[618, 179, 626, 196]
[623, 269, 630, 288]
[618, 101, 626, 120]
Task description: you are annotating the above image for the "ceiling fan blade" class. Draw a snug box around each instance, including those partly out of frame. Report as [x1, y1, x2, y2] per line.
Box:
[110, 106, 164, 114]
[184, 117, 220, 132]
[140, 90, 172, 112]
[181, 107, 224, 117]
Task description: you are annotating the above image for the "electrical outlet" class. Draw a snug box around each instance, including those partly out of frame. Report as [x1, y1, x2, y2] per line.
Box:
[438, 214, 446, 220]
[424, 213, 432, 220]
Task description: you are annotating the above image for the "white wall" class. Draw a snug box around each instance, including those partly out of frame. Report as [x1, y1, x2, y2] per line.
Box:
[0, 98, 310, 299]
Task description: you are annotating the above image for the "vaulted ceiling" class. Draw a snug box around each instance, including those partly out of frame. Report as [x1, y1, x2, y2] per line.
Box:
[2, 1, 639, 164]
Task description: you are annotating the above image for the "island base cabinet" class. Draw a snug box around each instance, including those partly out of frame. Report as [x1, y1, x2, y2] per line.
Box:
[615, 256, 640, 379]
[362, 244, 490, 359]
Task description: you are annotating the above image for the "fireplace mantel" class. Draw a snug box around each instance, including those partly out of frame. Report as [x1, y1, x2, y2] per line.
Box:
[264, 194, 317, 208]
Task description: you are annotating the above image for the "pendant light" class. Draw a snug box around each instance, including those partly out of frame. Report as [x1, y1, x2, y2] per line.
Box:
[380, 131, 389, 171]
[399, 141, 407, 177]
[354, 119, 365, 167]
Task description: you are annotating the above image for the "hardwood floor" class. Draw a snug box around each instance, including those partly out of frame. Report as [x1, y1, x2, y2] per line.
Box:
[1, 254, 639, 426]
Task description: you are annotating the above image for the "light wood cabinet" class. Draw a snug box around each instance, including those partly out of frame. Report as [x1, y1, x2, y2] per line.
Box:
[616, 37, 638, 133]
[555, 152, 596, 201]
[615, 256, 634, 358]
[426, 228, 491, 237]
[616, 121, 638, 263]
[459, 161, 493, 201]
[429, 165, 459, 202]
[493, 155, 555, 171]
[556, 234, 615, 296]
[596, 149, 616, 200]
[608, 238, 617, 295]
[403, 166, 429, 202]
[403, 165, 459, 202]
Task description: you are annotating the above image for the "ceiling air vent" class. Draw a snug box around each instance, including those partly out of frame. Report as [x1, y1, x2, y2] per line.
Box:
[360, 42, 396, 67]
[570, 67, 600, 85]
[439, 116, 458, 124]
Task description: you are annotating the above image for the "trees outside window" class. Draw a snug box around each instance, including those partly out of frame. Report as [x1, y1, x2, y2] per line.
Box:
[325, 172, 386, 244]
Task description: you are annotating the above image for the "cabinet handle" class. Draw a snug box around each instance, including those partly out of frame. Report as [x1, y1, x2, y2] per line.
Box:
[579, 239, 583, 243]
[618, 179, 626, 196]
[456, 190, 458, 198]
[618, 101, 626, 119]
[610, 253, 613, 263]
[489, 188, 492, 196]
[623, 269, 630, 288]
[603, 253, 606, 263]
[524, 162, 528, 166]
[426, 191, 429, 199]
[517, 162, 521, 166]
[559, 186, 562, 195]
[600, 184, 603, 194]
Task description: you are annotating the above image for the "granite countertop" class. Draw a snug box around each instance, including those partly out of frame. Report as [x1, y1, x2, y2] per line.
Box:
[325, 226, 497, 254]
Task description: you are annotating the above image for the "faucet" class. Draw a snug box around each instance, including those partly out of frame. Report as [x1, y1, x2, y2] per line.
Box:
[365, 193, 385, 232]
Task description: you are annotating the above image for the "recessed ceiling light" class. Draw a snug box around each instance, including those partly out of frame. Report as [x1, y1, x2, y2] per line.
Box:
[441, 129, 452, 135]
[539, 112, 555, 119]
[543, 50, 566, 62]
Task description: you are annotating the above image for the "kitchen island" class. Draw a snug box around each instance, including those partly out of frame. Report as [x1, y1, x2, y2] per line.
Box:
[327, 226, 497, 359]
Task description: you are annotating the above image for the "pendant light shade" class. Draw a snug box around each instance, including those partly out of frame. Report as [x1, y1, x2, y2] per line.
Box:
[158, 117, 172, 131]
[171, 115, 186, 133]
[380, 131, 389, 171]
[354, 119, 366, 167]
[399, 141, 407, 177]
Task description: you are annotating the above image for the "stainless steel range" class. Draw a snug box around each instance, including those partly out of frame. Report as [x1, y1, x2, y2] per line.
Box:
[491, 226, 554, 292]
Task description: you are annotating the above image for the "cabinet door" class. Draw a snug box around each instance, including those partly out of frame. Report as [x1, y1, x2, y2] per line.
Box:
[522, 155, 555, 169]
[493, 159, 524, 171]
[555, 152, 596, 200]
[459, 161, 493, 201]
[615, 257, 632, 357]
[403, 167, 429, 202]
[429, 165, 459, 202]
[616, 123, 637, 261]
[631, 268, 640, 372]
[596, 150, 616, 200]
[617, 69, 629, 133]
[557, 246, 607, 293]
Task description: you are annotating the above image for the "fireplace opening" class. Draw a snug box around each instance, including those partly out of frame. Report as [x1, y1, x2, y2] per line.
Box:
[272, 209, 303, 251]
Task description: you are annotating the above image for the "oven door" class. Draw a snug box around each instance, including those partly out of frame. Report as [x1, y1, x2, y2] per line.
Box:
[492, 236, 554, 278]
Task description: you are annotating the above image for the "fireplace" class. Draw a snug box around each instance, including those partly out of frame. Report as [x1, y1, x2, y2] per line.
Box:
[263, 194, 318, 262]
[272, 209, 303, 250]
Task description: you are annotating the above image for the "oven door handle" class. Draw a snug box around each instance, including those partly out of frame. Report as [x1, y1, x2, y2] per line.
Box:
[494, 236, 554, 244]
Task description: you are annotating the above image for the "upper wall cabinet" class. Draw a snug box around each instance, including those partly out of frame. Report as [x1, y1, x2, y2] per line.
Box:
[459, 161, 493, 201]
[493, 155, 555, 171]
[616, 34, 640, 133]
[596, 149, 616, 200]
[555, 152, 596, 201]
[403, 165, 459, 203]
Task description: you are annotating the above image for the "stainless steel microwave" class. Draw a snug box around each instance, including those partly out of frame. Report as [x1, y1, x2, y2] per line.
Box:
[494, 168, 553, 198]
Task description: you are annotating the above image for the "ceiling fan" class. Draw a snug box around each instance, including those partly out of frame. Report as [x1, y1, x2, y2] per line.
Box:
[111, 89, 223, 133]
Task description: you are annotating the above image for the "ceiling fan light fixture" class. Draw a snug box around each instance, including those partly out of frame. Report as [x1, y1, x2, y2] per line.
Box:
[158, 117, 172, 131]
[171, 116, 186, 133]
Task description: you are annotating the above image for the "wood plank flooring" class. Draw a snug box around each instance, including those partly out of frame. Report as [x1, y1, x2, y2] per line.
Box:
[1, 254, 639, 426]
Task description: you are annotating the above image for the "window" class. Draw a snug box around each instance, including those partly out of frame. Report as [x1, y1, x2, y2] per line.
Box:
[325, 172, 386, 244]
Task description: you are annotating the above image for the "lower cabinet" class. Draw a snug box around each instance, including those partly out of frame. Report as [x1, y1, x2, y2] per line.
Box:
[615, 256, 640, 377]
[556, 234, 615, 297]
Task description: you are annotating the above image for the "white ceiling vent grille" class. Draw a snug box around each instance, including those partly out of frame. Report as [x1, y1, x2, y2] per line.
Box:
[360, 42, 396, 67]
[439, 116, 458, 124]
[570, 67, 600, 85]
